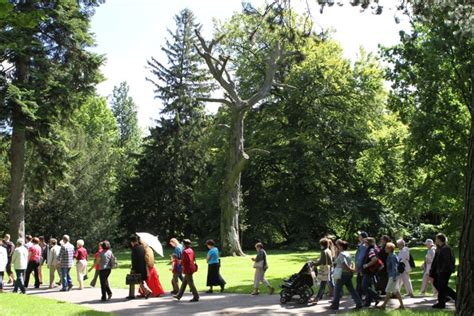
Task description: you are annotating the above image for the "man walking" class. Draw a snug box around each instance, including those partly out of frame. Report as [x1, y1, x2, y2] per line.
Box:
[127, 235, 151, 299]
[174, 239, 199, 302]
[355, 231, 368, 297]
[3, 234, 15, 284]
[12, 239, 28, 294]
[169, 238, 184, 294]
[58, 235, 75, 291]
[430, 233, 456, 309]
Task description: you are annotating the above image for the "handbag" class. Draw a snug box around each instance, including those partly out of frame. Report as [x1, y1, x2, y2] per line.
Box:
[125, 273, 142, 285]
[253, 260, 264, 269]
[333, 267, 343, 280]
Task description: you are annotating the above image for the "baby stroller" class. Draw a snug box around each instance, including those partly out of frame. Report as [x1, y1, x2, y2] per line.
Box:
[279, 261, 317, 304]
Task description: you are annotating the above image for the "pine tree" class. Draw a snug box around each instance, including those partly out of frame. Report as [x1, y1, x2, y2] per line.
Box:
[110, 81, 141, 185]
[119, 9, 213, 239]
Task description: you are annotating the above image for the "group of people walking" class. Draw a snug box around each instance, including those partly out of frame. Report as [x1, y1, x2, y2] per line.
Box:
[309, 232, 456, 310]
[1, 231, 457, 311]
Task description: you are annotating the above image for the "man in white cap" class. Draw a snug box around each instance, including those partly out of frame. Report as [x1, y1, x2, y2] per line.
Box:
[420, 238, 437, 296]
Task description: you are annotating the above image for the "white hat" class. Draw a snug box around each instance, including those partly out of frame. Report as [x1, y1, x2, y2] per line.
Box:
[424, 239, 434, 246]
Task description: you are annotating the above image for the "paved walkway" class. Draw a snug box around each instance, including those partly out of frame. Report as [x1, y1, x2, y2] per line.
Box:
[20, 285, 454, 315]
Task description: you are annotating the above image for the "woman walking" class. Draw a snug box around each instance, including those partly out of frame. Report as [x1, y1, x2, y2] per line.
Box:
[396, 239, 414, 297]
[311, 238, 333, 303]
[379, 242, 405, 309]
[24, 237, 41, 288]
[251, 242, 274, 295]
[89, 243, 103, 288]
[330, 240, 363, 310]
[99, 241, 113, 301]
[0, 239, 7, 293]
[139, 241, 165, 297]
[74, 239, 88, 290]
[205, 240, 226, 293]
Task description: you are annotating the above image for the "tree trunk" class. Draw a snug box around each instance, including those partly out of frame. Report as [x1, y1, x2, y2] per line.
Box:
[457, 105, 474, 315]
[220, 108, 247, 256]
[9, 111, 27, 243]
[9, 57, 28, 243]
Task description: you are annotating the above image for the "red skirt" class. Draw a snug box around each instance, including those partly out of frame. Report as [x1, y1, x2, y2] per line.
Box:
[139, 266, 165, 297]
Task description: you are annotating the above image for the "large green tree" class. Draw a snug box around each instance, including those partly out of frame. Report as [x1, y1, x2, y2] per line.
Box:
[110, 81, 141, 186]
[25, 97, 119, 244]
[380, 8, 472, 313]
[0, 0, 103, 242]
[119, 9, 213, 240]
[242, 40, 386, 245]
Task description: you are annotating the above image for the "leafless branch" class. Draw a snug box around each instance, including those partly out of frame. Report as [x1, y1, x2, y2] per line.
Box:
[244, 43, 283, 108]
[196, 97, 233, 107]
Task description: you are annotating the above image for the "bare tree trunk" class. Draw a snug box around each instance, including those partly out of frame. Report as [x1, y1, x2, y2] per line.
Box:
[457, 100, 474, 315]
[194, 30, 281, 256]
[220, 109, 247, 256]
[8, 57, 28, 243]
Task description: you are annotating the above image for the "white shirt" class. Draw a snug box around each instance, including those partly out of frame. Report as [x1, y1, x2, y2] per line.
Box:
[0, 246, 7, 272]
[12, 246, 28, 270]
[397, 246, 411, 273]
[48, 245, 61, 267]
[424, 247, 436, 273]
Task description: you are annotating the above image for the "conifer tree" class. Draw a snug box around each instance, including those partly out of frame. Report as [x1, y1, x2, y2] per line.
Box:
[0, 0, 104, 241]
[119, 9, 212, 239]
[110, 81, 141, 185]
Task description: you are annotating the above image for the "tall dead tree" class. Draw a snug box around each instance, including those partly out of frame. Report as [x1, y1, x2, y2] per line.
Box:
[195, 30, 282, 256]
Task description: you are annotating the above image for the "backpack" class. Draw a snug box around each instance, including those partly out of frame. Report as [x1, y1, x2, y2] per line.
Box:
[409, 253, 416, 268]
[110, 252, 118, 269]
[397, 260, 406, 274]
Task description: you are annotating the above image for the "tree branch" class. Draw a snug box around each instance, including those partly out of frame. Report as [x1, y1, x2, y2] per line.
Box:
[194, 29, 243, 105]
[244, 43, 283, 109]
[196, 97, 232, 107]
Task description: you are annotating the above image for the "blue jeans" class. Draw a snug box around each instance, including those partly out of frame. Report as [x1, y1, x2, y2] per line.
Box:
[61, 267, 72, 290]
[332, 272, 362, 309]
[316, 281, 327, 300]
[13, 269, 26, 293]
[362, 273, 380, 306]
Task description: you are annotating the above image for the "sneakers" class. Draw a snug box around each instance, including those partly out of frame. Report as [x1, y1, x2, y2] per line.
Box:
[67, 284, 73, 291]
[251, 290, 259, 295]
[189, 298, 199, 302]
[268, 286, 275, 295]
[432, 303, 446, 309]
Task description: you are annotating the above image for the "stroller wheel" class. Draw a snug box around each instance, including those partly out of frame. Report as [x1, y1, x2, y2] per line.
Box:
[280, 296, 288, 304]
[279, 289, 288, 297]
[297, 296, 308, 304]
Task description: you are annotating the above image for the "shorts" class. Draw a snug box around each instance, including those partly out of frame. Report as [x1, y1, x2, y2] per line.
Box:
[385, 276, 400, 294]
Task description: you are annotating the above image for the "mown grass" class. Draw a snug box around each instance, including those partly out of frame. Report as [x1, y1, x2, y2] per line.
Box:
[0, 293, 112, 316]
[40, 246, 456, 295]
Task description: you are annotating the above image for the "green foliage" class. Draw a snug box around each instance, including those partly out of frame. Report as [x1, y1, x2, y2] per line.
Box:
[239, 36, 388, 245]
[25, 97, 120, 245]
[110, 81, 141, 188]
[119, 9, 214, 241]
[380, 8, 472, 242]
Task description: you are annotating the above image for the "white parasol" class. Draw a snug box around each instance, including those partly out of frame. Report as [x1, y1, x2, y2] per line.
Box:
[136, 232, 164, 257]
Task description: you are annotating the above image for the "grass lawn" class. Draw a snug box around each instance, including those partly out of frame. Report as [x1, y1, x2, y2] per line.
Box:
[38, 246, 456, 295]
[0, 293, 111, 316]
